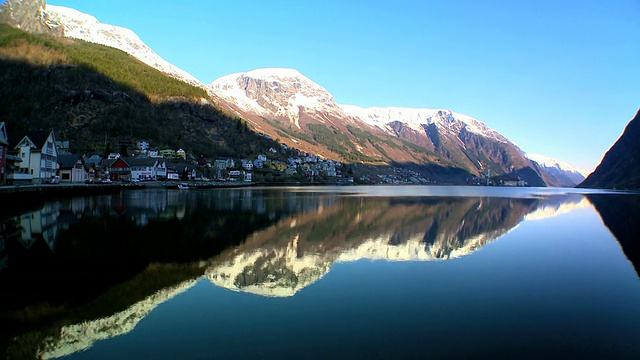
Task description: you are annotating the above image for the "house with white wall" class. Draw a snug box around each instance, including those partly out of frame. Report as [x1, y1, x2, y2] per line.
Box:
[8, 130, 59, 183]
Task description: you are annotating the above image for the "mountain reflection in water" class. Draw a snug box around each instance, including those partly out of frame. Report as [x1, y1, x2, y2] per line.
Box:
[0, 186, 636, 359]
[205, 196, 571, 297]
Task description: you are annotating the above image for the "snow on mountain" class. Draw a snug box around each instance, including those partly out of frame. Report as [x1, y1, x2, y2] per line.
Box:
[209, 68, 511, 146]
[209, 68, 552, 185]
[209, 68, 346, 128]
[43, 5, 204, 88]
[205, 208, 560, 298]
[38, 278, 199, 359]
[340, 104, 509, 144]
[205, 228, 498, 298]
[527, 153, 591, 178]
[524, 197, 591, 221]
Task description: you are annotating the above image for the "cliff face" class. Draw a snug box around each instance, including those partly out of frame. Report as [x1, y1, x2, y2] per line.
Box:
[578, 109, 640, 189]
[0, 0, 63, 36]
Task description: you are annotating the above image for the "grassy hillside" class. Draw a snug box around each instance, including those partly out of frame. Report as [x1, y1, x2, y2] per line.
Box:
[0, 24, 275, 158]
[0, 24, 206, 100]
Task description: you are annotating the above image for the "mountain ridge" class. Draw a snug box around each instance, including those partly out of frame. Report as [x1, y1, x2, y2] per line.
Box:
[527, 153, 590, 187]
[578, 109, 640, 189]
[208, 67, 554, 185]
[1, 0, 591, 186]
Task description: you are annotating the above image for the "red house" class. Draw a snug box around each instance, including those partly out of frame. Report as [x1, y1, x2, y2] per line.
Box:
[104, 157, 131, 181]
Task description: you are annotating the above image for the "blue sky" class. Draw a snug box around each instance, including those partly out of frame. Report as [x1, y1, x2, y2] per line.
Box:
[46, 0, 639, 170]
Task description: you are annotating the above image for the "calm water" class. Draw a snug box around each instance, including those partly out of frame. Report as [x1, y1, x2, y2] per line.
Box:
[1, 186, 640, 359]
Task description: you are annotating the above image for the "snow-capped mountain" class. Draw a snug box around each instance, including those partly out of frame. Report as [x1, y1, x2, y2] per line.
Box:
[1, 0, 203, 88]
[527, 153, 591, 186]
[340, 105, 508, 144]
[527, 153, 590, 178]
[209, 68, 550, 186]
[209, 68, 349, 127]
[1, 0, 583, 186]
[42, 4, 204, 88]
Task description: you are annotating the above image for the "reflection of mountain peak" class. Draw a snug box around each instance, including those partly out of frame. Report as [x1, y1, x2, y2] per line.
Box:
[525, 197, 591, 221]
[205, 228, 516, 298]
[38, 279, 198, 359]
[207, 235, 333, 297]
[205, 197, 543, 297]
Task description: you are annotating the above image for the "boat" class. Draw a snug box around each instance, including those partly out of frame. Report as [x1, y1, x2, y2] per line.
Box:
[178, 182, 190, 190]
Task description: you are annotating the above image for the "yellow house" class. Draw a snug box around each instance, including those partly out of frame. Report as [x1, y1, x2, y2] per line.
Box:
[274, 161, 287, 172]
[160, 149, 176, 159]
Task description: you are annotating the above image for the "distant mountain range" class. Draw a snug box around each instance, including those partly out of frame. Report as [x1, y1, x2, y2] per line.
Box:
[0, 0, 596, 186]
[527, 153, 590, 187]
[208, 68, 563, 185]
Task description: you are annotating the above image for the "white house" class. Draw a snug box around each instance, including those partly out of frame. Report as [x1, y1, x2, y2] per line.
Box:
[58, 154, 88, 183]
[9, 130, 59, 183]
[128, 157, 158, 180]
[241, 159, 254, 171]
[137, 141, 150, 151]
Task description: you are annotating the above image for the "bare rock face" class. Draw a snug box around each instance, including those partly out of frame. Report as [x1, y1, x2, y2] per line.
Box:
[0, 0, 63, 36]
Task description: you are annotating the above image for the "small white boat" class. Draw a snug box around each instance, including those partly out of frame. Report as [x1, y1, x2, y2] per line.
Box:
[178, 182, 189, 190]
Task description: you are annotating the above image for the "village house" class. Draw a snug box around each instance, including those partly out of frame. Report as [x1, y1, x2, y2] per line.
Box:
[165, 164, 180, 180]
[176, 148, 186, 160]
[273, 161, 287, 172]
[81, 155, 100, 182]
[128, 157, 160, 180]
[101, 156, 168, 181]
[0, 122, 8, 185]
[253, 158, 264, 169]
[103, 157, 130, 181]
[8, 129, 59, 184]
[160, 149, 177, 159]
[172, 163, 197, 180]
[155, 160, 167, 179]
[137, 141, 150, 153]
[285, 165, 298, 176]
[58, 154, 88, 183]
[55, 140, 70, 155]
[241, 159, 254, 171]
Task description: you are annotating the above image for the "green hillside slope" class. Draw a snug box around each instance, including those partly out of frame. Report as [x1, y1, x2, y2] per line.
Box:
[0, 24, 274, 158]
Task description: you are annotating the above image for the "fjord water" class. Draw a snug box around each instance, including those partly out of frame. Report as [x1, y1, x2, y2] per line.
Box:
[1, 186, 639, 359]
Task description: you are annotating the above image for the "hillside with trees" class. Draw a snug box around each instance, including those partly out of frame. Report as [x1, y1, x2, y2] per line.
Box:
[0, 24, 276, 159]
